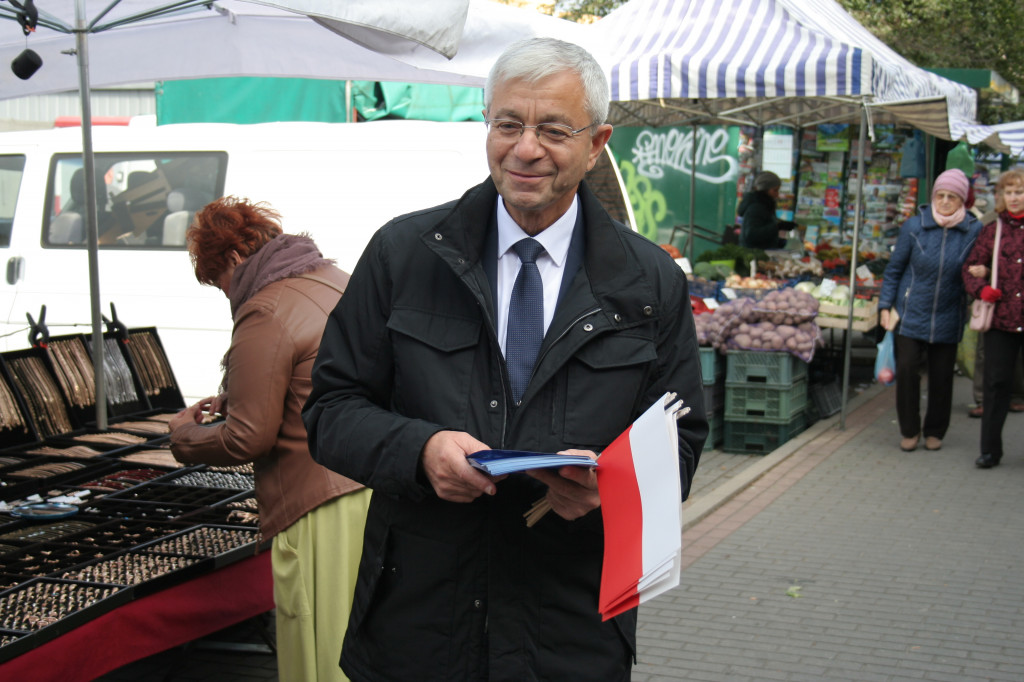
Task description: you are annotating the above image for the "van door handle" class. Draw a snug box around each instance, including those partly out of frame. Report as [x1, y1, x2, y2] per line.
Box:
[6, 257, 24, 285]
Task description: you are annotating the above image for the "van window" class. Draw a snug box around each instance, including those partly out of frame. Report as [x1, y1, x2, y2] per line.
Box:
[0, 155, 26, 248]
[43, 152, 227, 249]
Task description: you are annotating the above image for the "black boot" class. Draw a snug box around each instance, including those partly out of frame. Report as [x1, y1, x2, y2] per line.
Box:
[975, 453, 1001, 469]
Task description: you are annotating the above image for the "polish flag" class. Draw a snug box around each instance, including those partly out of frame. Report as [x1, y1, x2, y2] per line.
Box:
[597, 393, 684, 620]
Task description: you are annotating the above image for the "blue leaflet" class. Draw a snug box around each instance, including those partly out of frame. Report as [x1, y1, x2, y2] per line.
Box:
[467, 449, 598, 476]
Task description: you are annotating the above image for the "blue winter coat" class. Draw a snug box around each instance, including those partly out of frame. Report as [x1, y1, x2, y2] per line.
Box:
[878, 205, 982, 344]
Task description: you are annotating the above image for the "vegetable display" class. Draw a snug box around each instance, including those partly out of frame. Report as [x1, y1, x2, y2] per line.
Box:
[694, 287, 822, 362]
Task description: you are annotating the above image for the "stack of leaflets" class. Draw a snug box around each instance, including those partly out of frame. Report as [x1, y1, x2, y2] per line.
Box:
[467, 450, 597, 476]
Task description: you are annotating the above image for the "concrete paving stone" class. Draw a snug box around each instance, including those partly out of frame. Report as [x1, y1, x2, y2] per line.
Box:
[726, 664, 792, 679]
[922, 674, 993, 682]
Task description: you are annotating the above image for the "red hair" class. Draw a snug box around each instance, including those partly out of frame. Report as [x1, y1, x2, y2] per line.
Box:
[187, 196, 283, 286]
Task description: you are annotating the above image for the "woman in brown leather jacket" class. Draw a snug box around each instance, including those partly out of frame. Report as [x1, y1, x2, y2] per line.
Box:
[169, 196, 368, 682]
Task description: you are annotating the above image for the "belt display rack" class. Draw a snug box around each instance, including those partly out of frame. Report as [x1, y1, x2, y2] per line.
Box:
[0, 314, 263, 667]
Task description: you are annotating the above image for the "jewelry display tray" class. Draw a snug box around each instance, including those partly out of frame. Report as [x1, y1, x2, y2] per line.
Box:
[0, 326, 260, 665]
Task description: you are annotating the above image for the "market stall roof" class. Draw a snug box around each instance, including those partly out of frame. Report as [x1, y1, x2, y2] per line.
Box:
[591, 0, 978, 141]
[926, 68, 1019, 106]
[964, 121, 1024, 157]
[0, 0, 581, 100]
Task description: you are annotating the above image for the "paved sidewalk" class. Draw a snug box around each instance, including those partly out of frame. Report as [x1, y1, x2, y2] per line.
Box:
[98, 374, 1024, 681]
[634, 374, 1024, 681]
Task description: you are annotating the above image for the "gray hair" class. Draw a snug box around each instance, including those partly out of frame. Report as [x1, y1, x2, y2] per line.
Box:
[484, 37, 610, 127]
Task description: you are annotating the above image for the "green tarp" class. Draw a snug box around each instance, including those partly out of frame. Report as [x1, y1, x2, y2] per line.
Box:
[156, 77, 483, 124]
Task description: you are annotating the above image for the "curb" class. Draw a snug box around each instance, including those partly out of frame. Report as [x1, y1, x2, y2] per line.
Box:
[682, 381, 888, 531]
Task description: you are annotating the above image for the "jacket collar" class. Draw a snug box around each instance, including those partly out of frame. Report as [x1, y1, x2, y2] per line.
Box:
[423, 178, 659, 330]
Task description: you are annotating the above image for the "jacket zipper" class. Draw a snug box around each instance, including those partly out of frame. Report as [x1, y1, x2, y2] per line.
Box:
[930, 229, 948, 342]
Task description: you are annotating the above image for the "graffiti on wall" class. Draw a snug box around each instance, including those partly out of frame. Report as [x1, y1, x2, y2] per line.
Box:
[630, 128, 738, 183]
[609, 125, 741, 250]
[619, 160, 667, 240]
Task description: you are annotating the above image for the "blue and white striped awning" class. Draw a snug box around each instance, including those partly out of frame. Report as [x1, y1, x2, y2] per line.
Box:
[593, 0, 977, 141]
[963, 121, 1024, 157]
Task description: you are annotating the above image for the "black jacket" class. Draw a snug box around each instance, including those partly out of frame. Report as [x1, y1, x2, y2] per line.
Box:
[738, 190, 780, 249]
[304, 178, 708, 681]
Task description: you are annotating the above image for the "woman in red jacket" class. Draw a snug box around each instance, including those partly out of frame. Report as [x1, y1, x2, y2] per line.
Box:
[962, 170, 1024, 469]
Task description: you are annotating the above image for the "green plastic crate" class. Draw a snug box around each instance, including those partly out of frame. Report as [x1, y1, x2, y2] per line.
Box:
[725, 380, 807, 421]
[722, 413, 807, 455]
[725, 350, 807, 387]
[700, 347, 724, 385]
[707, 412, 724, 448]
[703, 381, 726, 414]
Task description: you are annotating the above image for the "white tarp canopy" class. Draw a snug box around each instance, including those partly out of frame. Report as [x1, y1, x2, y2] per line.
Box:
[0, 0, 583, 99]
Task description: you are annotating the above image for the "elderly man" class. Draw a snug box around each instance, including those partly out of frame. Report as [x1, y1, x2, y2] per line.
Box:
[304, 37, 707, 681]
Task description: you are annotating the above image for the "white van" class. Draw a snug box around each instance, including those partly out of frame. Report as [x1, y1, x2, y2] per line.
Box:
[0, 119, 493, 402]
[0, 119, 632, 404]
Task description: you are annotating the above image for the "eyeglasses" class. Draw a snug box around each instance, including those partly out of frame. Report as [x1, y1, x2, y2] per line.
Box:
[486, 119, 596, 144]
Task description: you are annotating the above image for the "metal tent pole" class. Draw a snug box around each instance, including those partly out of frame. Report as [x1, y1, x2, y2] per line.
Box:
[688, 123, 697, 261]
[75, 0, 106, 429]
[839, 103, 869, 430]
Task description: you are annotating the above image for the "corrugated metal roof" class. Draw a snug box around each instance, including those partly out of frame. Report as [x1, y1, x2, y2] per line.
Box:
[0, 87, 154, 131]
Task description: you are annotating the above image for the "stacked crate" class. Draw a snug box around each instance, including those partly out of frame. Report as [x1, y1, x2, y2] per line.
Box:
[699, 347, 726, 448]
[723, 350, 808, 454]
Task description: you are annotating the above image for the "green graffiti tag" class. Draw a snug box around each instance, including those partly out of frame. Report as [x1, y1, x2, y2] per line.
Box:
[620, 159, 666, 242]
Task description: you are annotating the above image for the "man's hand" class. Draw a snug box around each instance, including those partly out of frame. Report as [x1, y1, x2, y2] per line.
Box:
[526, 449, 600, 521]
[421, 431, 497, 503]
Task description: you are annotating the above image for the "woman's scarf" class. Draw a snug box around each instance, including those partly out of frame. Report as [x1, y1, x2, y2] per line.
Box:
[931, 204, 966, 228]
[228, 233, 332, 318]
[219, 233, 332, 385]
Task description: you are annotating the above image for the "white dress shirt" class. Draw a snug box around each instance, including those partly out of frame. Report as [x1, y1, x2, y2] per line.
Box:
[495, 196, 578, 356]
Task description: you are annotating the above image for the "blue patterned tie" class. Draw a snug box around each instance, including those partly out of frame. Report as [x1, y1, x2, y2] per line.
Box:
[506, 238, 545, 405]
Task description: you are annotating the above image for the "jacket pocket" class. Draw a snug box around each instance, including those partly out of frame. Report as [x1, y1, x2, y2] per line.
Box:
[346, 525, 460, 678]
[387, 307, 482, 425]
[561, 333, 657, 447]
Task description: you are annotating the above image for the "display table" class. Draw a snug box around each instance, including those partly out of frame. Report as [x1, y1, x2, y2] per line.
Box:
[0, 550, 272, 682]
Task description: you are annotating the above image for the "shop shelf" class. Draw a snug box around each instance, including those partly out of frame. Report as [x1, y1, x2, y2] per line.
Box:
[725, 380, 807, 421]
[722, 413, 807, 455]
[725, 350, 807, 387]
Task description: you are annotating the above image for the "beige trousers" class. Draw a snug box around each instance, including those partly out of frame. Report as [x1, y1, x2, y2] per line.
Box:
[271, 488, 371, 682]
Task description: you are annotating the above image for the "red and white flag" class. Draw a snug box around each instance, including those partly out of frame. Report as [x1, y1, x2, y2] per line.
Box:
[597, 393, 685, 620]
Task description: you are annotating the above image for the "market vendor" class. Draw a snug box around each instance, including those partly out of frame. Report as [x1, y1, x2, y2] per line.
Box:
[737, 171, 793, 249]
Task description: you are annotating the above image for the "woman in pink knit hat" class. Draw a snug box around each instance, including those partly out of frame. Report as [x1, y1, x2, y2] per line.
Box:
[879, 169, 983, 452]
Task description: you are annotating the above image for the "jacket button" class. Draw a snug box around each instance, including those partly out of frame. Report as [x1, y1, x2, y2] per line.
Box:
[434, 233, 443, 240]
[489, 399, 498, 408]
[643, 305, 654, 316]
[583, 323, 594, 332]
[473, 599, 483, 609]
[613, 313, 622, 322]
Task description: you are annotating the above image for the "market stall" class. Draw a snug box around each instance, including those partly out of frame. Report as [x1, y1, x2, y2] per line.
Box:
[0, 325, 270, 676]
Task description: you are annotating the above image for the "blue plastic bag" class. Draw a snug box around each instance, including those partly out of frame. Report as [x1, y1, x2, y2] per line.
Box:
[875, 330, 896, 385]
